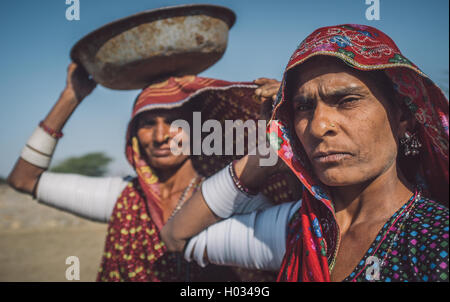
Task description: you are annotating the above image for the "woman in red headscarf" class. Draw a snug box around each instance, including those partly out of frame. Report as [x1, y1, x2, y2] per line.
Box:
[7, 62, 292, 281]
[162, 24, 449, 282]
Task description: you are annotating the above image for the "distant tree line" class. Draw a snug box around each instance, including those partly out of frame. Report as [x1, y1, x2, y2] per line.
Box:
[50, 152, 113, 177]
[0, 152, 112, 186]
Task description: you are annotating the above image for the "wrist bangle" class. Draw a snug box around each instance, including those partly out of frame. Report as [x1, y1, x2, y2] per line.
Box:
[20, 126, 58, 169]
[229, 160, 259, 196]
[39, 121, 63, 138]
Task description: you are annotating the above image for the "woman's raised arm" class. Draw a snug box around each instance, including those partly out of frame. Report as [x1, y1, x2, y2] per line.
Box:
[7, 62, 96, 196]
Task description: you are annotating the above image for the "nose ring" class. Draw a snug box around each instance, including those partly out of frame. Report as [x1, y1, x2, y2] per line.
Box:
[330, 123, 336, 127]
[163, 134, 170, 141]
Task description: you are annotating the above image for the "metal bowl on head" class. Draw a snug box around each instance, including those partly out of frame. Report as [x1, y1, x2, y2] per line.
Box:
[70, 4, 236, 90]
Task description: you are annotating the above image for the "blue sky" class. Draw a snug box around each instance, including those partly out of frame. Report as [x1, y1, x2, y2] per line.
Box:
[0, 0, 448, 177]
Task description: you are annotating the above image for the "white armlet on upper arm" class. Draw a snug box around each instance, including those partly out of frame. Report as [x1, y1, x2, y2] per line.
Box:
[201, 165, 275, 217]
[234, 193, 273, 214]
[184, 199, 302, 271]
[201, 166, 257, 218]
[36, 172, 129, 222]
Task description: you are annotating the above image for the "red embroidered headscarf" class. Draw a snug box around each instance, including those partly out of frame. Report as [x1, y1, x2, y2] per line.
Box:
[267, 24, 449, 282]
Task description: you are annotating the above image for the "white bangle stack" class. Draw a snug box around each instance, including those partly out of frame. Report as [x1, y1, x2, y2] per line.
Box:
[20, 126, 58, 169]
[184, 229, 209, 267]
[201, 165, 255, 219]
[184, 200, 302, 271]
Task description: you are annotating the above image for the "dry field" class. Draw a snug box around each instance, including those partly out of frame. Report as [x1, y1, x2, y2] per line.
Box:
[0, 184, 108, 282]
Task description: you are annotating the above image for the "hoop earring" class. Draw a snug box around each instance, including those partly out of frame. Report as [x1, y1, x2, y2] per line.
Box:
[400, 131, 421, 156]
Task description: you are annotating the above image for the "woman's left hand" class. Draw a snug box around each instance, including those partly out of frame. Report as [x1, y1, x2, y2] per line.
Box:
[254, 78, 281, 102]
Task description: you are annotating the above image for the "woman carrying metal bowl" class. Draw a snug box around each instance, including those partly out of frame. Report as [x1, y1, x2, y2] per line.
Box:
[7, 62, 293, 281]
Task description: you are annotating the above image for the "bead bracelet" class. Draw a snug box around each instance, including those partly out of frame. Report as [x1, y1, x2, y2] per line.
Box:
[39, 121, 64, 139]
[228, 160, 258, 196]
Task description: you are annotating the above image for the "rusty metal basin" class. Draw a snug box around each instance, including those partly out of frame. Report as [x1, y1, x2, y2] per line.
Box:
[70, 4, 236, 90]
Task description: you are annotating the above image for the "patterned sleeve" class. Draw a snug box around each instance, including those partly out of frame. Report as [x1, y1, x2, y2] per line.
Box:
[405, 200, 449, 282]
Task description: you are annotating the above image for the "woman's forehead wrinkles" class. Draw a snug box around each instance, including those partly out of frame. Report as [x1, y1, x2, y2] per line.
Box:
[293, 81, 367, 102]
[318, 84, 367, 98]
